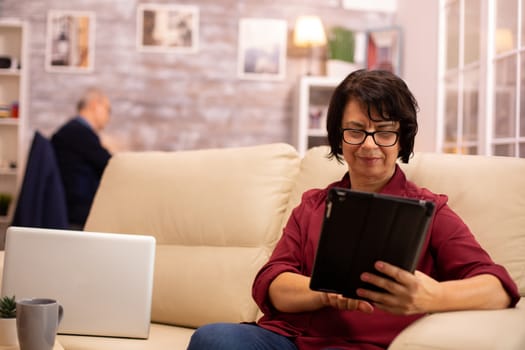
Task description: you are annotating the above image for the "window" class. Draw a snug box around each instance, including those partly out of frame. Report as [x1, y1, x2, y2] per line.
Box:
[439, 0, 525, 157]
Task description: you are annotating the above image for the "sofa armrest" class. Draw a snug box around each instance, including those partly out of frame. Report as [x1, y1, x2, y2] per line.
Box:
[389, 298, 525, 350]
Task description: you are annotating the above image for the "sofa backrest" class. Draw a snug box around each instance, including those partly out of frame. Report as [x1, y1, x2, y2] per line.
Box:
[287, 146, 525, 296]
[85, 143, 300, 328]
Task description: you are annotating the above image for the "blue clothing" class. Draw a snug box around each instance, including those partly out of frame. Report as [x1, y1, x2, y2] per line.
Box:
[12, 131, 68, 229]
[51, 117, 111, 227]
[187, 323, 298, 350]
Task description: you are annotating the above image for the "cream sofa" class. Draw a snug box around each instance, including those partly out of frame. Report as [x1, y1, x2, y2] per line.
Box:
[41, 143, 524, 349]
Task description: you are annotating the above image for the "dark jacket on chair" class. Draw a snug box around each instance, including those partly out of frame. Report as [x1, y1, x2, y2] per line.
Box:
[12, 131, 68, 229]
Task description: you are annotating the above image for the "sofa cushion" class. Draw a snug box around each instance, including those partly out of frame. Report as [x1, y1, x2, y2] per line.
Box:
[58, 323, 194, 350]
[400, 152, 525, 295]
[85, 143, 300, 327]
[281, 146, 346, 229]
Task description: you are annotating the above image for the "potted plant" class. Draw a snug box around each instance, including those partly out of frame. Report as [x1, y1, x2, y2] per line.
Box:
[0, 193, 12, 216]
[326, 26, 361, 77]
[0, 295, 17, 346]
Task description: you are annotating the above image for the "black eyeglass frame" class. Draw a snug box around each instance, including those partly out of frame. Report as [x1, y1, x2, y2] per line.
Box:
[341, 128, 400, 147]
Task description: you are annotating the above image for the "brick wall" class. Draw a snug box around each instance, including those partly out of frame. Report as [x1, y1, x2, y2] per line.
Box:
[2, 0, 393, 153]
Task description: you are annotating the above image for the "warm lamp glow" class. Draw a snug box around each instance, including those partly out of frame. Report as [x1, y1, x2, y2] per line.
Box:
[293, 15, 327, 47]
[495, 28, 514, 54]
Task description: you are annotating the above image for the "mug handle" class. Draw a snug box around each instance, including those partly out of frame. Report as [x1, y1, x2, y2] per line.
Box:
[58, 304, 64, 324]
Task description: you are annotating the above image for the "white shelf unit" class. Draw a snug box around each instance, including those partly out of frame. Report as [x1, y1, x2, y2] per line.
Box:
[294, 76, 341, 156]
[0, 19, 29, 240]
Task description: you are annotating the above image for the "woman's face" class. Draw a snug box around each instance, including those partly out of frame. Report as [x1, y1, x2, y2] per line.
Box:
[341, 99, 400, 191]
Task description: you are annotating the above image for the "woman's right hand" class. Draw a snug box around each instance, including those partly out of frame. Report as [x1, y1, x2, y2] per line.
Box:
[320, 292, 374, 313]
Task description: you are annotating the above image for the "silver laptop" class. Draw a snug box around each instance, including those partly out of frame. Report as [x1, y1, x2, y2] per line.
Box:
[1, 226, 156, 339]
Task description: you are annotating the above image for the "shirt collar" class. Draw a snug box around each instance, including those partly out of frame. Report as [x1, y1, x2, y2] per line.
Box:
[75, 116, 94, 130]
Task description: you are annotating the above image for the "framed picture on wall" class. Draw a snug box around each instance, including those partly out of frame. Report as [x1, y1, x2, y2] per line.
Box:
[237, 18, 287, 81]
[366, 26, 402, 75]
[45, 10, 95, 73]
[137, 3, 199, 53]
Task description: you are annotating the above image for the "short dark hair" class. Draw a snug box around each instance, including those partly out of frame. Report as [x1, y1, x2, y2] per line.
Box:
[326, 69, 419, 163]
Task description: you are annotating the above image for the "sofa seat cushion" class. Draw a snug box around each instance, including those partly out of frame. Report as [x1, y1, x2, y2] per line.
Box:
[57, 323, 194, 350]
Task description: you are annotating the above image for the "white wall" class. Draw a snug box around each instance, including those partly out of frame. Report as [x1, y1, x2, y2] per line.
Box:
[396, 0, 440, 152]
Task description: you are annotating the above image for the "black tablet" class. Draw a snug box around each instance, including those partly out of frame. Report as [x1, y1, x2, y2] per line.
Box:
[309, 187, 436, 299]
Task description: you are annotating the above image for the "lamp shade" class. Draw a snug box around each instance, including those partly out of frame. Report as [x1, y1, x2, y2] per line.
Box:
[293, 15, 327, 47]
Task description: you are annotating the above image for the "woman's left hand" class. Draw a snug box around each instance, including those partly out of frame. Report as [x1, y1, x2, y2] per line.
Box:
[356, 261, 442, 315]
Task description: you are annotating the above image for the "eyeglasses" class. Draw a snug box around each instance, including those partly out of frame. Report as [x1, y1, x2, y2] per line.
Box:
[341, 128, 399, 147]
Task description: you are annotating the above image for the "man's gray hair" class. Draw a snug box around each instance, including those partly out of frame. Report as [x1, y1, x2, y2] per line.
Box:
[76, 88, 106, 112]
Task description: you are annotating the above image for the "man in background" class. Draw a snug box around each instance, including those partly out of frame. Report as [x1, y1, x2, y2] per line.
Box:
[51, 88, 112, 229]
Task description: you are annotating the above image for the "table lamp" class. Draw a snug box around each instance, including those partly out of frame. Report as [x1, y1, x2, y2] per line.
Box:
[293, 15, 327, 75]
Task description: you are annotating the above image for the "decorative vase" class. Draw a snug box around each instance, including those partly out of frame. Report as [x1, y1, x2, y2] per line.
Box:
[0, 318, 18, 346]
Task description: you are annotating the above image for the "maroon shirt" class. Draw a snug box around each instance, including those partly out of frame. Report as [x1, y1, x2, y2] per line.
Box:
[253, 166, 520, 350]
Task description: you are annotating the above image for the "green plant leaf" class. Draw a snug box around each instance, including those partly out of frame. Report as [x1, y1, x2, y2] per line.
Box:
[0, 295, 16, 318]
[327, 27, 355, 63]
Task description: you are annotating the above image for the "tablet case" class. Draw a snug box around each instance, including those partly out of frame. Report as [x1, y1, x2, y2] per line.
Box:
[310, 188, 435, 299]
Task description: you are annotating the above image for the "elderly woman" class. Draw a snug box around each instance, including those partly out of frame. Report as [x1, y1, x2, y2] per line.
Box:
[187, 70, 520, 350]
